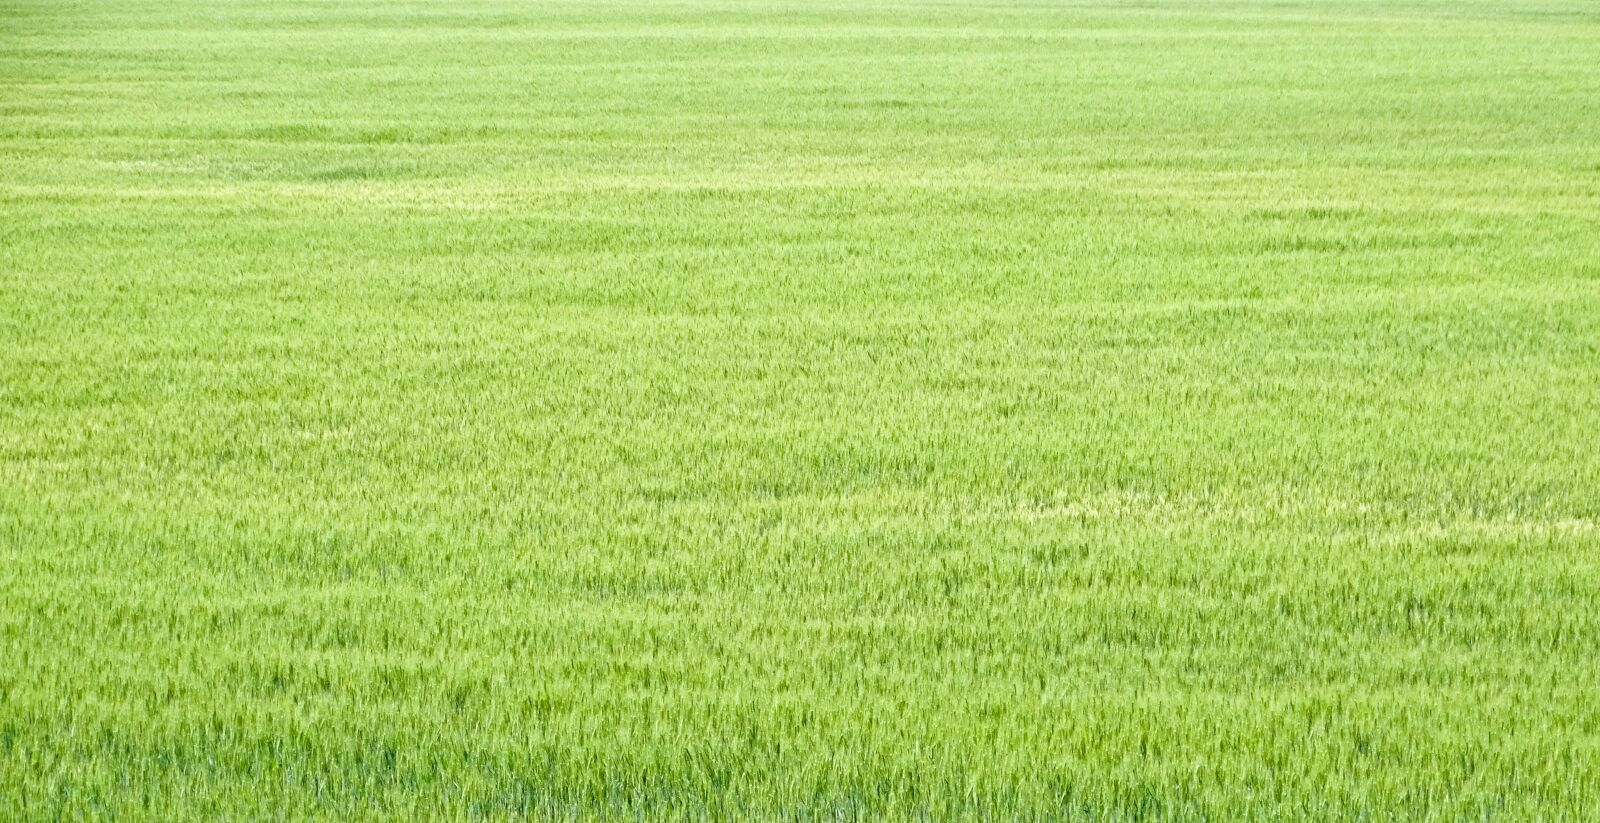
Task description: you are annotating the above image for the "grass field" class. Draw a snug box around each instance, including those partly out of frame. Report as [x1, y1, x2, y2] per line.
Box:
[4, 0, 1600, 819]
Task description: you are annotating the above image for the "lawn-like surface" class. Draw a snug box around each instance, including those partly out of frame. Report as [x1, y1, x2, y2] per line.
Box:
[3, 0, 1600, 819]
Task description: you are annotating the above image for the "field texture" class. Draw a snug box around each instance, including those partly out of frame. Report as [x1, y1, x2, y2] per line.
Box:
[4, 0, 1600, 819]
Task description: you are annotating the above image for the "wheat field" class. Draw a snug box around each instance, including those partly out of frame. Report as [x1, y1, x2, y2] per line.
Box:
[3, 0, 1600, 819]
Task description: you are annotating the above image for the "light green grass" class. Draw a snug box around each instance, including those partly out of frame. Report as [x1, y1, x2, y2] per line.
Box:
[4, 0, 1600, 819]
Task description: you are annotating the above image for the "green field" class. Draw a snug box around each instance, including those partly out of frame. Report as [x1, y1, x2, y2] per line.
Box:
[4, 0, 1600, 819]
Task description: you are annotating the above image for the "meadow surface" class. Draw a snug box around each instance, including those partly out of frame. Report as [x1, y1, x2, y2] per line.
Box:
[3, 0, 1600, 819]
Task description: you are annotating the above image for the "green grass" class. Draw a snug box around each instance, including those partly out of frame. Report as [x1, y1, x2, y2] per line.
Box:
[4, 0, 1600, 819]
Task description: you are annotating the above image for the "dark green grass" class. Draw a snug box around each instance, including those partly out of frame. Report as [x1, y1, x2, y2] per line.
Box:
[3, 0, 1600, 819]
